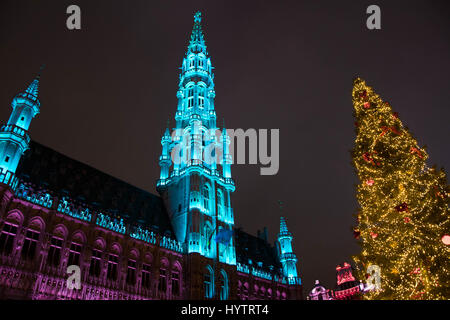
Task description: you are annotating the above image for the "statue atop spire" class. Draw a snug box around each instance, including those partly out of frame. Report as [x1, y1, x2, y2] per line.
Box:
[194, 11, 201, 24]
[188, 11, 206, 54]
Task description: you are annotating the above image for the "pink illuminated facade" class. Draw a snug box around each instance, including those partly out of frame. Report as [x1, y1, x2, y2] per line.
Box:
[332, 262, 363, 300]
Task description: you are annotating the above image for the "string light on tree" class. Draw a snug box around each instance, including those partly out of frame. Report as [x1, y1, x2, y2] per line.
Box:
[350, 78, 450, 300]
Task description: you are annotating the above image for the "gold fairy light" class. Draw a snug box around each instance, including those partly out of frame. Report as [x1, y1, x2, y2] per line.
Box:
[350, 78, 450, 300]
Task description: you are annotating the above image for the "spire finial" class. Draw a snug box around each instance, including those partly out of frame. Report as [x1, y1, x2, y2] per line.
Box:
[194, 11, 202, 24]
[188, 11, 206, 52]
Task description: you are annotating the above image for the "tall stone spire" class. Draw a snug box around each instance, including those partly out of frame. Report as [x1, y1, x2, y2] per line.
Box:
[157, 12, 236, 268]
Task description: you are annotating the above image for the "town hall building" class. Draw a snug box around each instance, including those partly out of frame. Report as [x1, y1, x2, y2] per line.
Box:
[0, 12, 302, 300]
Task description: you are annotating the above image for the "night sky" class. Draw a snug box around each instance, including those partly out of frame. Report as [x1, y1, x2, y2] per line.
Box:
[1, 0, 449, 291]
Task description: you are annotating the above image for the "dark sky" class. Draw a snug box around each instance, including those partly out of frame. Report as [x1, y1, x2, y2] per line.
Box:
[1, 0, 449, 291]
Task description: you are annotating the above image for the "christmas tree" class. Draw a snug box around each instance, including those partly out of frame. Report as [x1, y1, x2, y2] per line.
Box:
[351, 78, 450, 300]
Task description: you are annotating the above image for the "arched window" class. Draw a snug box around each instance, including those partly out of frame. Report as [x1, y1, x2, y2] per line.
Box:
[68, 231, 85, 267]
[198, 85, 205, 108]
[216, 189, 224, 218]
[158, 258, 169, 296]
[204, 265, 214, 299]
[189, 57, 195, 69]
[219, 269, 229, 300]
[198, 55, 204, 69]
[243, 282, 249, 300]
[141, 253, 153, 290]
[202, 184, 210, 212]
[187, 86, 194, 108]
[106, 244, 121, 281]
[46, 236, 63, 267]
[171, 262, 182, 297]
[89, 239, 105, 277]
[21, 218, 43, 261]
[0, 222, 18, 256]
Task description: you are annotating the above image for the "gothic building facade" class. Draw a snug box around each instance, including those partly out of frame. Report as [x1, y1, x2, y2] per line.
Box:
[0, 12, 302, 300]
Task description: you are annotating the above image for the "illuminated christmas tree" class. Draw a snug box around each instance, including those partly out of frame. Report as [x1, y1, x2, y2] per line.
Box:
[351, 78, 450, 300]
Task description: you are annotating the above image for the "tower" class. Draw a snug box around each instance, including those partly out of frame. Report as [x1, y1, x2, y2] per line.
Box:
[157, 12, 236, 267]
[277, 217, 301, 285]
[0, 72, 41, 180]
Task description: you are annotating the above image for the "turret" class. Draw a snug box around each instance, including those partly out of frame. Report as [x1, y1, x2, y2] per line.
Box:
[0, 71, 41, 179]
[277, 217, 301, 285]
[159, 126, 172, 181]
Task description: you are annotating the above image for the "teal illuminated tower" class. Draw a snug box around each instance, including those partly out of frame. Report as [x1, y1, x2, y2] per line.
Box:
[0, 73, 41, 179]
[277, 217, 301, 285]
[157, 12, 236, 265]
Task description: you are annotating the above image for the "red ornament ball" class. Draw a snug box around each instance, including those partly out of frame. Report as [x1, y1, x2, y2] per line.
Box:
[404, 217, 411, 223]
[442, 235, 450, 245]
[363, 102, 370, 109]
[366, 179, 374, 186]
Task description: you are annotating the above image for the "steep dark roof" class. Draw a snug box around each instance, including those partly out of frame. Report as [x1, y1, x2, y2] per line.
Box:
[234, 228, 282, 272]
[15, 141, 173, 235]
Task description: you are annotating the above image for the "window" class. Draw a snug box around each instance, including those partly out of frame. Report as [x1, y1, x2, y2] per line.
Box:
[198, 57, 204, 69]
[217, 190, 224, 218]
[107, 254, 119, 281]
[204, 266, 214, 299]
[189, 58, 194, 69]
[4, 156, 9, 163]
[0, 223, 17, 255]
[171, 271, 179, 296]
[202, 184, 210, 212]
[187, 87, 194, 108]
[126, 260, 136, 285]
[21, 229, 39, 261]
[47, 237, 63, 267]
[89, 249, 102, 277]
[68, 243, 81, 266]
[198, 86, 205, 108]
[219, 270, 229, 300]
[142, 264, 151, 289]
[158, 268, 167, 293]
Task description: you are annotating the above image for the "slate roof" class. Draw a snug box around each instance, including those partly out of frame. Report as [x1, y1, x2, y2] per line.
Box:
[15, 141, 174, 235]
[234, 228, 282, 273]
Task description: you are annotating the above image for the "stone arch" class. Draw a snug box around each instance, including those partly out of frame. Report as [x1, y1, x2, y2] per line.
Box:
[144, 252, 153, 265]
[52, 224, 68, 240]
[219, 269, 229, 300]
[93, 237, 106, 250]
[110, 242, 122, 255]
[172, 260, 182, 272]
[160, 256, 169, 268]
[71, 230, 87, 244]
[28, 216, 45, 232]
[5, 209, 24, 225]
[129, 248, 139, 260]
